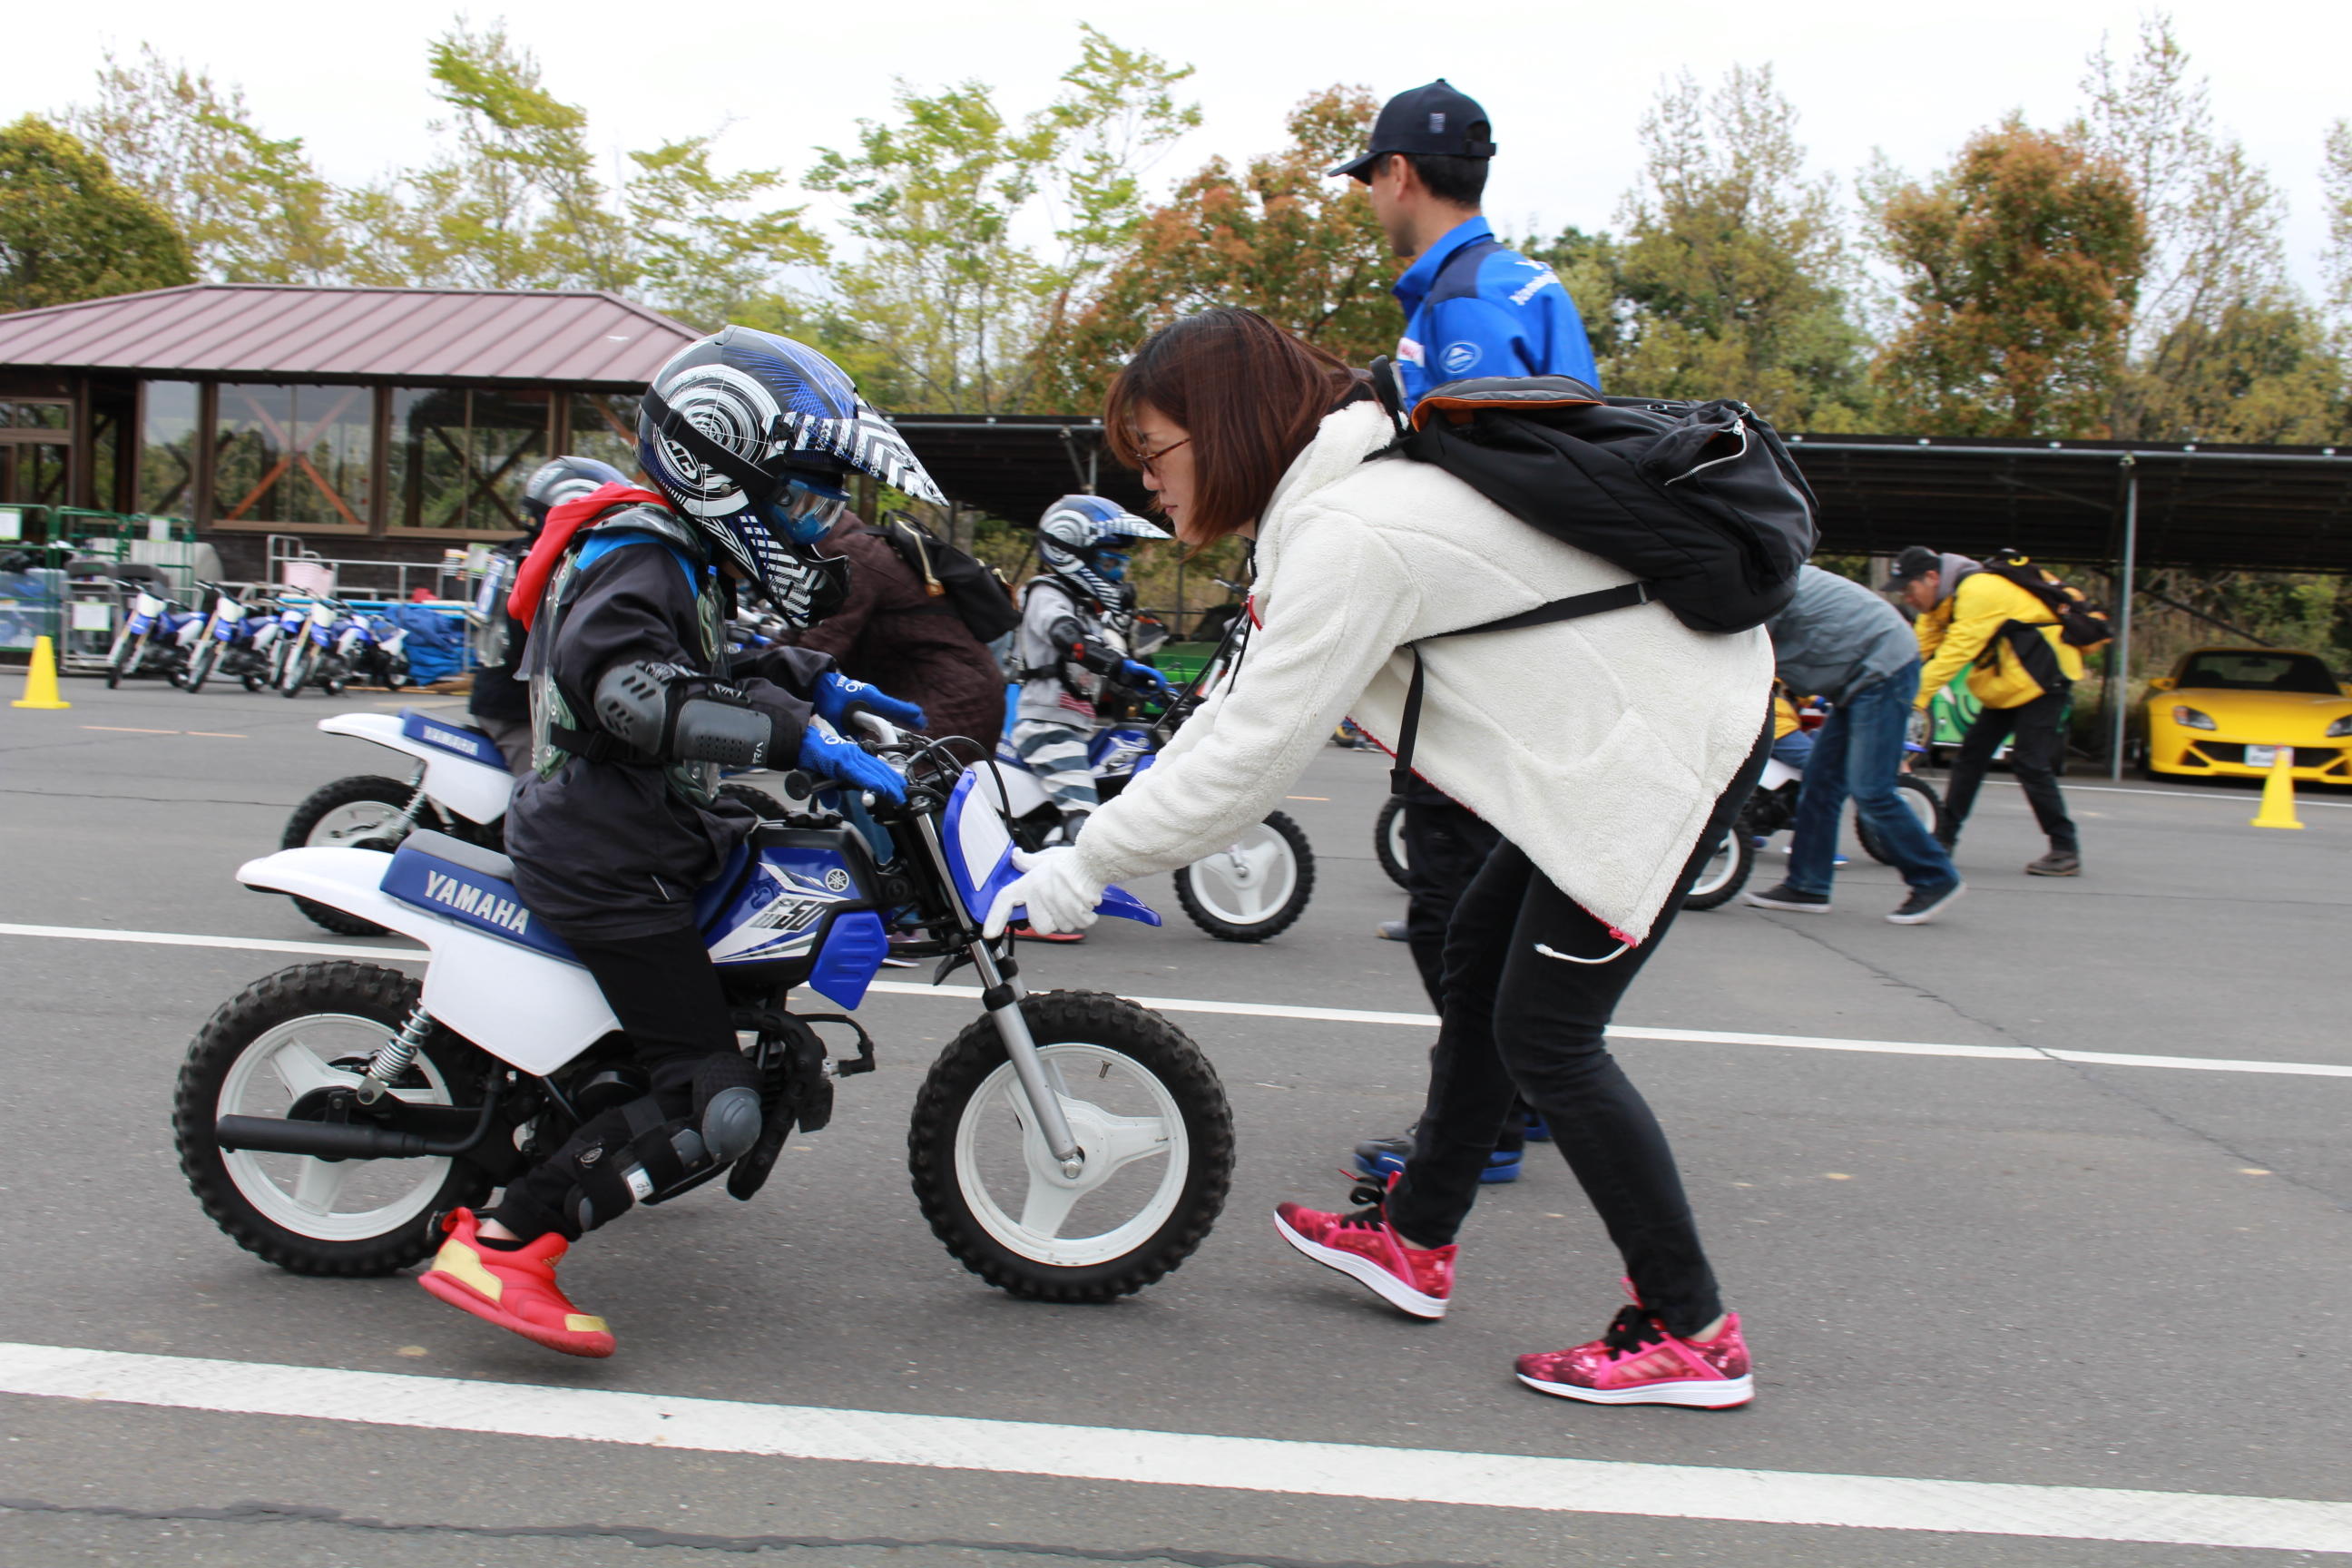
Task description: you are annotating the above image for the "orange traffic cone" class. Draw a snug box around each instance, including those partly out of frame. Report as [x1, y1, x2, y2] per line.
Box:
[10, 635, 70, 710]
[2249, 745, 2303, 830]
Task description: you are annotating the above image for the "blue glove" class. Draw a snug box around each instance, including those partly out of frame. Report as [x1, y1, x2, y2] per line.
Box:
[794, 715, 906, 803]
[1119, 660, 1171, 697]
[814, 671, 926, 732]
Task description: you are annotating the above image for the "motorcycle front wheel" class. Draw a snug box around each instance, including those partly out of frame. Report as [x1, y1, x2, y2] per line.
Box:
[909, 990, 1233, 1303]
[181, 639, 218, 693]
[1855, 775, 1949, 865]
[106, 630, 145, 690]
[281, 643, 317, 697]
[1171, 809, 1315, 942]
[1681, 823, 1755, 911]
[173, 961, 494, 1277]
[281, 774, 436, 936]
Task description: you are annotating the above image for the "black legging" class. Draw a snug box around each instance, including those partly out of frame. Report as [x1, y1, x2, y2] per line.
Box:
[1398, 779, 1534, 1154]
[1942, 688, 2077, 853]
[1386, 726, 1769, 1338]
[486, 925, 739, 1242]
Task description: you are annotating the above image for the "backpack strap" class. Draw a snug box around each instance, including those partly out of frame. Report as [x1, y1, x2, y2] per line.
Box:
[1387, 581, 1653, 793]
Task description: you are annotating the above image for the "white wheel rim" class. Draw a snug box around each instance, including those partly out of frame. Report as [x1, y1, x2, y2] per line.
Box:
[215, 1013, 454, 1242]
[952, 1042, 1188, 1268]
[1386, 812, 1408, 874]
[1901, 786, 1937, 832]
[307, 799, 405, 848]
[1183, 824, 1298, 927]
[1689, 831, 1740, 897]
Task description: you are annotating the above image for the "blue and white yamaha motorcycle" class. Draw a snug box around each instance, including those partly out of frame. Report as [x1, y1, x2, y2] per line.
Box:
[175, 716, 1232, 1301]
[104, 581, 202, 688]
[176, 583, 263, 693]
[279, 707, 520, 936]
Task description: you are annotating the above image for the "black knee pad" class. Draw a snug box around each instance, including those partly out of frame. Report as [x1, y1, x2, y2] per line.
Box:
[691, 1054, 764, 1166]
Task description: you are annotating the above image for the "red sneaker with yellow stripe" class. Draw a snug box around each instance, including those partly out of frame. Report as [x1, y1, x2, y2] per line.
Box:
[418, 1208, 614, 1358]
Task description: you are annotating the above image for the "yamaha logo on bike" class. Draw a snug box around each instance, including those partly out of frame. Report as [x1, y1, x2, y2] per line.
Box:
[420, 869, 532, 935]
[824, 868, 851, 893]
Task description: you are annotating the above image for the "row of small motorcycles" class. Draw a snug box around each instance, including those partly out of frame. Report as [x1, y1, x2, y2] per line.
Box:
[105, 578, 412, 697]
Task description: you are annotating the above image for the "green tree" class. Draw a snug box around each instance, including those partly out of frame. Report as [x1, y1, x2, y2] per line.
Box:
[2322, 119, 2352, 335]
[67, 45, 343, 283]
[808, 25, 1197, 414]
[1869, 116, 2145, 437]
[625, 136, 825, 331]
[1607, 66, 1869, 429]
[0, 116, 193, 312]
[1056, 85, 1396, 409]
[345, 23, 631, 290]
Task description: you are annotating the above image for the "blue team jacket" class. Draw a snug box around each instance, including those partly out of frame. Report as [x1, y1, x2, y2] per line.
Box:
[1391, 216, 1598, 405]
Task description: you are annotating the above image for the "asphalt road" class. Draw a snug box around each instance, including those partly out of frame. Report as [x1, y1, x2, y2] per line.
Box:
[3, 677, 2348, 1567]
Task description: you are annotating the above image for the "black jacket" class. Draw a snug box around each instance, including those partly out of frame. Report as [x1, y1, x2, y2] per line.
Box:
[505, 530, 829, 940]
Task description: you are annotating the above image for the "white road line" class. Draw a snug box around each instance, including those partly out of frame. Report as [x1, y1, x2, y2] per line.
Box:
[4, 922, 2347, 1081]
[2058, 781, 2352, 808]
[2, 1342, 2345, 1553]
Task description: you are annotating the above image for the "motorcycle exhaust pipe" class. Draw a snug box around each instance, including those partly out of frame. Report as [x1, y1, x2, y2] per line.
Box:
[215, 1092, 497, 1161]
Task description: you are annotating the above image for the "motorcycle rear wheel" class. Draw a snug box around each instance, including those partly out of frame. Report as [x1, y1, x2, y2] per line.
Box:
[1681, 824, 1754, 910]
[174, 961, 494, 1277]
[1373, 794, 1410, 889]
[1171, 810, 1315, 943]
[908, 990, 1233, 1303]
[282, 774, 437, 936]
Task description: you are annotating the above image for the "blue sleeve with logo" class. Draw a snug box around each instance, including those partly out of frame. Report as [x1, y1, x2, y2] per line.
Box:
[1401, 258, 1600, 404]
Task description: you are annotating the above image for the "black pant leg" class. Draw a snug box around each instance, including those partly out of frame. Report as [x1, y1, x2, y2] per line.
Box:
[1385, 843, 1537, 1242]
[1399, 781, 1503, 1009]
[488, 924, 740, 1241]
[2004, 690, 2079, 852]
[1942, 702, 2020, 837]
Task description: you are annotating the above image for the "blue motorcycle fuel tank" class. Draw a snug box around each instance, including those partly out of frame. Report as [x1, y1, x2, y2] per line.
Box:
[696, 823, 889, 1009]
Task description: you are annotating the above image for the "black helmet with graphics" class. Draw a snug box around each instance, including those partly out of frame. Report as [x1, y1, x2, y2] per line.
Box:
[636, 327, 944, 617]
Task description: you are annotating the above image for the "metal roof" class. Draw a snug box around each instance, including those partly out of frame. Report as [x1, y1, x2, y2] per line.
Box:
[0, 284, 698, 387]
[893, 417, 2352, 574]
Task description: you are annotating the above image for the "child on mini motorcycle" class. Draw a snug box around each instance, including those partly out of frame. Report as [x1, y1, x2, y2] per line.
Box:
[417, 328, 946, 1357]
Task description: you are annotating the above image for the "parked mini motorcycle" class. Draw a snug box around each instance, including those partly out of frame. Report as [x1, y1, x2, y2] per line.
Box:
[104, 582, 201, 688]
[278, 598, 349, 698]
[176, 716, 1233, 1303]
[177, 584, 264, 693]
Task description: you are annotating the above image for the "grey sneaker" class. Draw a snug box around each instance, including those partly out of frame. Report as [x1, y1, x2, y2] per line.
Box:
[2024, 851, 2082, 877]
[1742, 882, 1830, 913]
[1886, 880, 1965, 924]
[1376, 918, 1410, 942]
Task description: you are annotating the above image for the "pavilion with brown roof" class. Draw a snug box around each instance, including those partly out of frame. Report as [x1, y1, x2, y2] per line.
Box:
[0, 283, 698, 571]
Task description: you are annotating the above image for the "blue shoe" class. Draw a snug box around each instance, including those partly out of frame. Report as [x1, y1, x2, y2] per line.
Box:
[1351, 1132, 1522, 1184]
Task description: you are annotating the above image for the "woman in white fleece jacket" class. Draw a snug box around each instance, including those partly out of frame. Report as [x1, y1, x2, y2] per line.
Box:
[987, 310, 1773, 1408]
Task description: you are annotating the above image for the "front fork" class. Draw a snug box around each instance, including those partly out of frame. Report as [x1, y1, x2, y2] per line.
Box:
[911, 814, 1085, 1175]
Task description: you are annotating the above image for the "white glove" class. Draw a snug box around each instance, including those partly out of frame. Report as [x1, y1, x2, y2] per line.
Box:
[983, 846, 1106, 937]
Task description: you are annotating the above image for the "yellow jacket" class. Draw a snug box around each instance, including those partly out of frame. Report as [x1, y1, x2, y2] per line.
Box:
[1913, 569, 2084, 710]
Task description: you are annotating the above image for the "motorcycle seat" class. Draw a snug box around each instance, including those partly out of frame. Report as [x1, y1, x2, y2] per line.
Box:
[400, 708, 506, 769]
[402, 828, 515, 882]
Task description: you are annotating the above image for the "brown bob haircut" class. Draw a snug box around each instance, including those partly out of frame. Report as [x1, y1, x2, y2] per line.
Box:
[1104, 308, 1363, 544]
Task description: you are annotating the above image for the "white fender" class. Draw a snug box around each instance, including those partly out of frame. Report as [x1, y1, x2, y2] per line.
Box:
[317, 712, 514, 824]
[237, 848, 617, 1077]
[1759, 757, 1803, 791]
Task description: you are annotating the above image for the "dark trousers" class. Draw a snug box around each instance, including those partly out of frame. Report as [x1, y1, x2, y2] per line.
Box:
[1398, 779, 1530, 1153]
[487, 925, 740, 1242]
[1386, 728, 1769, 1338]
[1943, 688, 2077, 853]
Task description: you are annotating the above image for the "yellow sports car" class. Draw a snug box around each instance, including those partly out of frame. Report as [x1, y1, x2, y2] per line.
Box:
[2144, 647, 2352, 783]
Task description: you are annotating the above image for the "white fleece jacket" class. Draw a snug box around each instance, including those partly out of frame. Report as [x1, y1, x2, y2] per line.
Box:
[1070, 400, 1773, 944]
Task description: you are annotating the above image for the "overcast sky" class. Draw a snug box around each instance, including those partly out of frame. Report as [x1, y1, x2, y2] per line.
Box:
[15, 0, 2347, 296]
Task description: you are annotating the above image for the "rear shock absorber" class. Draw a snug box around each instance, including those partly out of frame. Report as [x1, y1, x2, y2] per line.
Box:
[355, 1001, 434, 1104]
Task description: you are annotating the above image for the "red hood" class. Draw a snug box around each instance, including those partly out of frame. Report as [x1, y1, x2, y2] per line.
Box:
[508, 483, 673, 629]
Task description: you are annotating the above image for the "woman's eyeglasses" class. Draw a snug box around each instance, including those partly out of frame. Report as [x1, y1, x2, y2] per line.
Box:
[1137, 436, 1190, 481]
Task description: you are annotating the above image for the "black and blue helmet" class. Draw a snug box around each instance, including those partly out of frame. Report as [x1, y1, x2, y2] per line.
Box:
[1037, 494, 1168, 608]
[637, 327, 944, 613]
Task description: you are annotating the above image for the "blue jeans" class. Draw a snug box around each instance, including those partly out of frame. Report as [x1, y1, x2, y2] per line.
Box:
[1787, 662, 1958, 897]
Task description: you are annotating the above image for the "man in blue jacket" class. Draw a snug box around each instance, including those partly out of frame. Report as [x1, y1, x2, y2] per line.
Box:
[1329, 79, 1598, 404]
[1333, 80, 1601, 1183]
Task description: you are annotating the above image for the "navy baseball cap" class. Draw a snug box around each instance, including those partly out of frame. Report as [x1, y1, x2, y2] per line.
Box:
[1327, 80, 1497, 181]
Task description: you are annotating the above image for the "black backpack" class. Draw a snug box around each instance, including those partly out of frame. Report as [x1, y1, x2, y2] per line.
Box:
[865, 514, 1021, 642]
[1978, 550, 2112, 650]
[1367, 359, 1819, 789]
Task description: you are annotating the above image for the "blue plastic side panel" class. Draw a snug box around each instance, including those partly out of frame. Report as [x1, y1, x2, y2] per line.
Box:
[1088, 726, 1152, 779]
[691, 840, 755, 930]
[399, 708, 505, 768]
[808, 910, 889, 1009]
[380, 842, 580, 962]
[702, 836, 871, 972]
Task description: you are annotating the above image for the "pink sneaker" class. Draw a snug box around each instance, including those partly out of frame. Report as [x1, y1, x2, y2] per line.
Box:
[1515, 1306, 1752, 1407]
[1272, 1189, 1455, 1319]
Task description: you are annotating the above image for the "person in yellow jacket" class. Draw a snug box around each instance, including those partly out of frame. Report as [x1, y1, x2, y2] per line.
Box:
[1888, 547, 2082, 877]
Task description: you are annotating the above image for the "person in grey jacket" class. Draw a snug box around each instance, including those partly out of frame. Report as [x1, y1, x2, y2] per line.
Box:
[1744, 564, 1964, 924]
